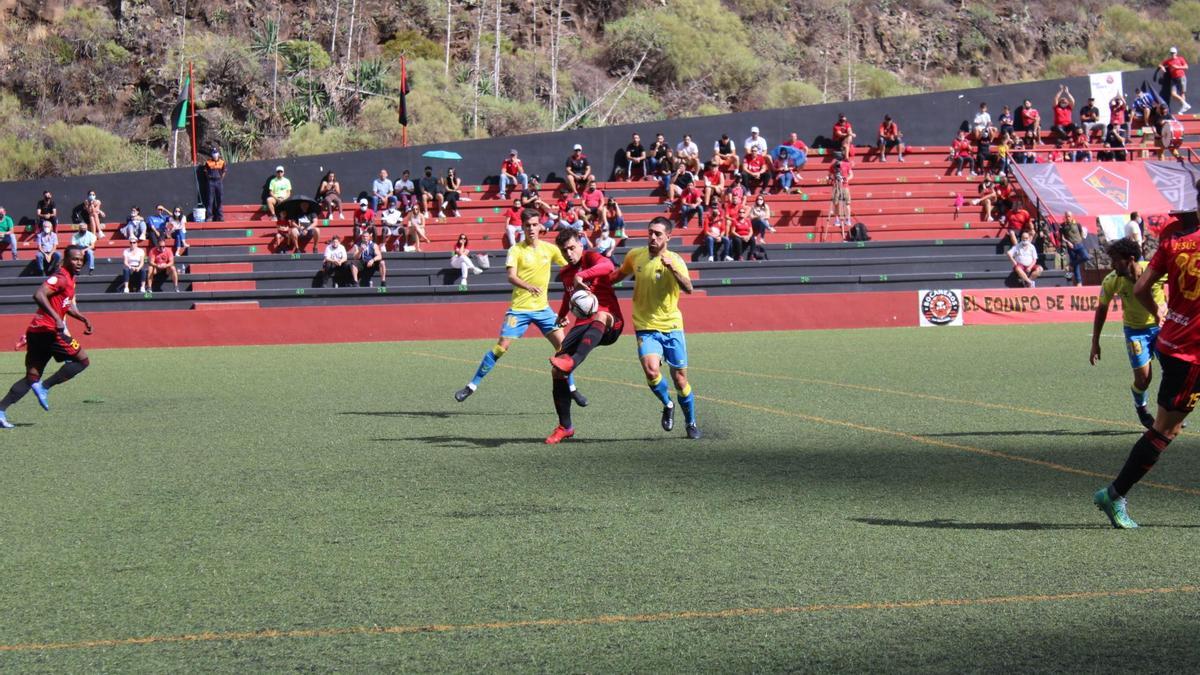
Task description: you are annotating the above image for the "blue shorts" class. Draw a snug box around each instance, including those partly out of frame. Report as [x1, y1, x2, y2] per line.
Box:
[636, 330, 688, 369]
[499, 308, 560, 339]
[1124, 325, 1159, 369]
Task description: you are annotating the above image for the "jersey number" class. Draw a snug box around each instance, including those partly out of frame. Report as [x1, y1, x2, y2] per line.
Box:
[1174, 252, 1200, 301]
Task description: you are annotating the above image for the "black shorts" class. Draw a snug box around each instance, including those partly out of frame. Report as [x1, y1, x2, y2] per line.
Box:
[561, 316, 624, 353]
[1157, 352, 1200, 412]
[26, 330, 82, 370]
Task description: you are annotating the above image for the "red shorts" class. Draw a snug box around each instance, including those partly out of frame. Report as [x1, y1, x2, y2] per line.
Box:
[26, 329, 82, 370]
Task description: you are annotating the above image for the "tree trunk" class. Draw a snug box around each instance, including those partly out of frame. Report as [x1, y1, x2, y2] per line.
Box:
[472, 0, 483, 135]
[492, 0, 502, 97]
[445, 0, 452, 79]
[345, 0, 357, 63]
[330, 0, 340, 58]
[550, 0, 562, 125]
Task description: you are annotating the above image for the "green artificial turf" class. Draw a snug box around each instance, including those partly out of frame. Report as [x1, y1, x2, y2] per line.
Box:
[0, 323, 1197, 672]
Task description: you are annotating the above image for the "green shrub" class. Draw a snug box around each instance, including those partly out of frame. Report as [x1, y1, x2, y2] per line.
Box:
[42, 122, 167, 176]
[764, 80, 823, 108]
[280, 40, 332, 72]
[936, 75, 984, 92]
[480, 97, 548, 138]
[0, 135, 48, 181]
[853, 64, 921, 99]
[1043, 51, 1091, 78]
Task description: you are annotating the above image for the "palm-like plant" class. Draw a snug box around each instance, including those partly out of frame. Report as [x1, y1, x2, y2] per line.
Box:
[251, 19, 281, 112]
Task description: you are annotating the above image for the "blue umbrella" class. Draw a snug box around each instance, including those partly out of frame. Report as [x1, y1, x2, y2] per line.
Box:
[771, 145, 806, 164]
[422, 150, 463, 160]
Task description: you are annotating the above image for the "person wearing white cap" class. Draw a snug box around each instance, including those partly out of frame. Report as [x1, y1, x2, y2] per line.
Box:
[564, 144, 591, 197]
[1159, 47, 1190, 114]
[743, 126, 768, 155]
[266, 166, 291, 218]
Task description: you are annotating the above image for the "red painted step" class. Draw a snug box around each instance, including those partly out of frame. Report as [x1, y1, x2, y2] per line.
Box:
[193, 301, 261, 311]
[192, 281, 257, 292]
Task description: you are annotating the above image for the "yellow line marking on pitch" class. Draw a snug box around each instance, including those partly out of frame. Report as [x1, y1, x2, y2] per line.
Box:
[2, 585, 1195, 653]
[413, 351, 1200, 497]
[590, 356, 1141, 429]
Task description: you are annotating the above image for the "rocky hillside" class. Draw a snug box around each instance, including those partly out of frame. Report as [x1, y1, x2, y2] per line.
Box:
[0, 0, 1194, 179]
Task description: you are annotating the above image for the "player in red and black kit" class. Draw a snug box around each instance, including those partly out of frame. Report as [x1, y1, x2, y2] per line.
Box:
[544, 229, 624, 444]
[0, 245, 93, 429]
[1095, 208, 1200, 528]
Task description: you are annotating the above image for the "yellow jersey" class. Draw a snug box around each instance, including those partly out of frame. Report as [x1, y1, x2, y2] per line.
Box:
[505, 239, 567, 312]
[618, 246, 687, 332]
[1099, 263, 1166, 329]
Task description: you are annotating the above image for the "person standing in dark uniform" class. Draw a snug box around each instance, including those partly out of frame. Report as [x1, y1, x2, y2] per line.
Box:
[204, 149, 227, 222]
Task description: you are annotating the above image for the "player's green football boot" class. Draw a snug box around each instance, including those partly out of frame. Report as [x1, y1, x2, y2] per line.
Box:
[1094, 487, 1138, 529]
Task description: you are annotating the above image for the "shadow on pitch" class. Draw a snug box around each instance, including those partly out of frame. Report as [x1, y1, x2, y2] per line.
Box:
[373, 434, 662, 448]
[852, 517, 1200, 530]
[341, 411, 543, 420]
[923, 429, 1140, 439]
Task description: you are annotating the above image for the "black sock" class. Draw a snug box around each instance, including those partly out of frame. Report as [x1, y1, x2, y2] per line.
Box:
[43, 359, 88, 389]
[568, 320, 607, 369]
[1111, 428, 1171, 497]
[552, 377, 572, 429]
[0, 377, 34, 411]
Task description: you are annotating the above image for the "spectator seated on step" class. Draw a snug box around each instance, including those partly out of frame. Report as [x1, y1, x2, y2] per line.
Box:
[594, 224, 617, 258]
[1007, 230, 1042, 287]
[370, 169, 394, 211]
[993, 134, 1012, 174]
[443, 168, 463, 218]
[971, 103, 992, 141]
[1079, 97, 1102, 136]
[353, 199, 377, 244]
[498, 149, 527, 200]
[1100, 123, 1129, 162]
[997, 106, 1015, 138]
[1010, 136, 1034, 165]
[36, 191, 58, 231]
[564, 144, 592, 197]
[121, 236, 146, 293]
[70, 222, 96, 274]
[119, 207, 148, 242]
[404, 203, 432, 252]
[749, 194, 774, 243]
[1069, 127, 1092, 163]
[349, 230, 386, 287]
[832, 113, 856, 157]
[743, 126, 768, 156]
[35, 221, 60, 276]
[321, 234, 351, 287]
[728, 204, 756, 261]
[392, 170, 417, 212]
[416, 166, 446, 217]
[975, 125, 997, 174]
[147, 237, 179, 292]
[703, 204, 730, 262]
[1050, 84, 1077, 141]
[520, 175, 549, 214]
[679, 184, 704, 229]
[146, 204, 171, 248]
[0, 206, 15, 260]
[380, 198, 405, 252]
[318, 171, 344, 219]
[701, 160, 725, 205]
[168, 206, 189, 256]
[580, 179, 605, 218]
[876, 115, 905, 162]
[648, 132, 672, 177]
[266, 166, 292, 219]
[290, 200, 320, 254]
[1130, 85, 1156, 134]
[950, 130, 976, 176]
[713, 134, 740, 174]
[271, 213, 299, 253]
[675, 134, 701, 173]
[1152, 102, 1184, 160]
[1109, 93, 1131, 140]
[601, 197, 626, 246]
[663, 160, 693, 206]
[1004, 203, 1033, 247]
[741, 146, 771, 195]
[1017, 98, 1042, 145]
[772, 147, 800, 194]
[75, 189, 106, 240]
[624, 132, 648, 180]
[451, 234, 484, 286]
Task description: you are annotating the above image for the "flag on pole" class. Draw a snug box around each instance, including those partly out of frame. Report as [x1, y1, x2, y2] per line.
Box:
[398, 56, 410, 126]
[170, 74, 191, 130]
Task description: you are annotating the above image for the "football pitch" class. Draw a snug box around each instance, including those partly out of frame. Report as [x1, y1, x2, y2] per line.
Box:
[1, 323, 1198, 672]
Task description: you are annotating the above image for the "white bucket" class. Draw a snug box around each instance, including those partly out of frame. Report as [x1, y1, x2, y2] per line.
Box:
[192, 206, 207, 222]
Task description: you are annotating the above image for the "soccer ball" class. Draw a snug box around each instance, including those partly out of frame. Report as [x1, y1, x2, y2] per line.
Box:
[570, 289, 598, 318]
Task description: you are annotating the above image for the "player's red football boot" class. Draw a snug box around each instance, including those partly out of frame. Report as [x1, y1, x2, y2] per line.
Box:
[549, 354, 576, 374]
[545, 425, 575, 444]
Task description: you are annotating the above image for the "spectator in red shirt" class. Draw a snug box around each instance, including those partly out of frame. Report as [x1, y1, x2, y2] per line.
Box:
[741, 146, 770, 195]
[832, 113, 855, 157]
[679, 184, 704, 229]
[1158, 47, 1190, 114]
[701, 161, 725, 205]
[1005, 204, 1033, 247]
[1110, 93, 1130, 140]
[1070, 127, 1093, 163]
[1018, 98, 1042, 145]
[499, 149, 528, 200]
[353, 199, 377, 244]
[949, 130, 976, 176]
[876, 115, 905, 162]
[581, 180, 605, 217]
[728, 205, 755, 261]
[147, 239, 179, 292]
[785, 132, 809, 152]
[1050, 84, 1076, 141]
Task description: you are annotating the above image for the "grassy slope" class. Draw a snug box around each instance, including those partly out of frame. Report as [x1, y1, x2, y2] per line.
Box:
[0, 324, 1196, 672]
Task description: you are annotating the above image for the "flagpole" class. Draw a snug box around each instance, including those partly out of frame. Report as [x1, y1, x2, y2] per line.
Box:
[188, 62, 197, 164]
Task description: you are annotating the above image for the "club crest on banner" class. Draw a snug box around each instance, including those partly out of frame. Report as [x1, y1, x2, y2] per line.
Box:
[918, 289, 963, 327]
[1083, 167, 1130, 210]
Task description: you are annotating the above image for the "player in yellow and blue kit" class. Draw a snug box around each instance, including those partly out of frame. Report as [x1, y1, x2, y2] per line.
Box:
[1090, 238, 1167, 428]
[610, 216, 701, 439]
[456, 209, 586, 404]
